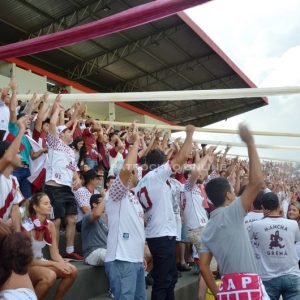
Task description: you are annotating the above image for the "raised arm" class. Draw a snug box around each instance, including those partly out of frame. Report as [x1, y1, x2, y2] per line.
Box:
[218, 146, 230, 171]
[49, 95, 63, 137]
[34, 93, 49, 133]
[189, 149, 210, 185]
[8, 78, 18, 123]
[239, 124, 264, 211]
[119, 133, 140, 186]
[0, 116, 28, 172]
[171, 125, 194, 169]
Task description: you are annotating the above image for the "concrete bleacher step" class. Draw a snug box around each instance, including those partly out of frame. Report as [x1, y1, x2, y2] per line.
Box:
[44, 262, 109, 300]
[88, 271, 199, 300]
[43, 232, 198, 300]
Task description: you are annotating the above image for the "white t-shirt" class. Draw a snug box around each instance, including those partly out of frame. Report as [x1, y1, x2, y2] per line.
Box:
[0, 174, 23, 221]
[136, 162, 176, 238]
[45, 133, 76, 187]
[182, 179, 208, 230]
[0, 99, 9, 134]
[105, 176, 145, 263]
[0, 288, 37, 300]
[249, 217, 300, 281]
[74, 187, 98, 222]
[169, 177, 183, 215]
[244, 211, 264, 232]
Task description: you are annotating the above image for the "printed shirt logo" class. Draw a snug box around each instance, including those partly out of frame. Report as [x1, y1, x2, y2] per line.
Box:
[269, 230, 285, 250]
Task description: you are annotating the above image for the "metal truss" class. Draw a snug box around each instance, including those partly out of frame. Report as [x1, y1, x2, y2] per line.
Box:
[113, 52, 219, 92]
[25, 0, 111, 38]
[68, 23, 186, 80]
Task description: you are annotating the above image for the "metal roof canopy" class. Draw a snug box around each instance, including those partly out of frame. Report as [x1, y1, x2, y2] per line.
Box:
[0, 0, 267, 127]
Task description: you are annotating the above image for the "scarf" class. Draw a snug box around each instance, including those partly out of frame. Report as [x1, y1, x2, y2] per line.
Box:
[31, 215, 52, 245]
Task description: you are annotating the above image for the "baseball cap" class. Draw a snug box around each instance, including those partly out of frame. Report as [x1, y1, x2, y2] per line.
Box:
[0, 141, 11, 159]
[83, 169, 102, 184]
[56, 125, 69, 135]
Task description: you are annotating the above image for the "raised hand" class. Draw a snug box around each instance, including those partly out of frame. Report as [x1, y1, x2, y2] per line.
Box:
[239, 123, 254, 145]
[185, 125, 195, 136]
[17, 115, 29, 132]
[9, 77, 17, 91]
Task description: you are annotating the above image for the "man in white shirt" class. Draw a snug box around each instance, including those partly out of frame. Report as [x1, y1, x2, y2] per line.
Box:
[183, 150, 211, 300]
[44, 97, 83, 260]
[249, 192, 300, 300]
[105, 133, 146, 300]
[136, 125, 194, 300]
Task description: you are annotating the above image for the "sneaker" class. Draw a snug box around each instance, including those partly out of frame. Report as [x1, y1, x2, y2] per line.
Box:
[177, 263, 192, 272]
[63, 252, 84, 261]
[107, 288, 115, 299]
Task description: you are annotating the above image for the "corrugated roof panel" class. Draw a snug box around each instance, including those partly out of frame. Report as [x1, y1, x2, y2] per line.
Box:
[0, 1, 48, 31]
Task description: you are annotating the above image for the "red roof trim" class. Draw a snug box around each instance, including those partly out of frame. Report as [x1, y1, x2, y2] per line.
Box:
[178, 11, 268, 104]
[5, 57, 175, 124]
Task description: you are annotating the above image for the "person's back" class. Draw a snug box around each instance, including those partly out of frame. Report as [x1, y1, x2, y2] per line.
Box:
[202, 196, 258, 275]
[251, 217, 300, 280]
[199, 124, 269, 300]
[249, 192, 300, 299]
[136, 161, 176, 238]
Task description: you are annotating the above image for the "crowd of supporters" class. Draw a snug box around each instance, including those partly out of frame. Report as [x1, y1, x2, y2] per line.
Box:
[1, 77, 300, 300]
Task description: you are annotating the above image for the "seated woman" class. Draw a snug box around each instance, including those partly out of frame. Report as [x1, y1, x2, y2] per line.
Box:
[22, 192, 77, 300]
[0, 222, 37, 300]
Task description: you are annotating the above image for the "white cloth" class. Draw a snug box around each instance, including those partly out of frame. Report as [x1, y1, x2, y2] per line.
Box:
[244, 211, 264, 232]
[0, 174, 23, 221]
[249, 217, 300, 281]
[85, 248, 107, 266]
[45, 133, 76, 187]
[0, 99, 9, 135]
[22, 218, 49, 258]
[105, 176, 145, 263]
[296, 241, 300, 260]
[182, 179, 208, 230]
[0, 288, 37, 300]
[26, 135, 47, 184]
[135, 162, 176, 238]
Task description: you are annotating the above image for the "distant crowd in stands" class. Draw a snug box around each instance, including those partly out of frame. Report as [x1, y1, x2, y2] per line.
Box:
[1, 77, 300, 300]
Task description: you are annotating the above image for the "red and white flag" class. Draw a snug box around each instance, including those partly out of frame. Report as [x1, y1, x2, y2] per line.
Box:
[27, 135, 47, 192]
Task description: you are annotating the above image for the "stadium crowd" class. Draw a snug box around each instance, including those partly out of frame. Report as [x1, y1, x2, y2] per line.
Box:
[1, 77, 300, 300]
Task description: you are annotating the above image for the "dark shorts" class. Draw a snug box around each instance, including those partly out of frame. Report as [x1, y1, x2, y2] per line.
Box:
[44, 185, 77, 219]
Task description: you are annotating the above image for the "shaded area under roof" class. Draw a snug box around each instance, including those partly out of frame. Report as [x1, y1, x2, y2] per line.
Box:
[0, 0, 267, 127]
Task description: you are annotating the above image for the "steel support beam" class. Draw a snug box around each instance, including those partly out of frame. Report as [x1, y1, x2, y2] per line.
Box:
[68, 23, 186, 80]
[25, 0, 110, 38]
[113, 52, 216, 92]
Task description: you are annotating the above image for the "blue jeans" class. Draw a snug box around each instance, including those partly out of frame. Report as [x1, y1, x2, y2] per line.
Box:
[105, 260, 146, 300]
[12, 167, 32, 199]
[263, 274, 300, 300]
[85, 158, 98, 170]
[147, 236, 177, 300]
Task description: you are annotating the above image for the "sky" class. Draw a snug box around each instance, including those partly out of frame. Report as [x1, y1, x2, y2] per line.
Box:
[174, 0, 300, 162]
